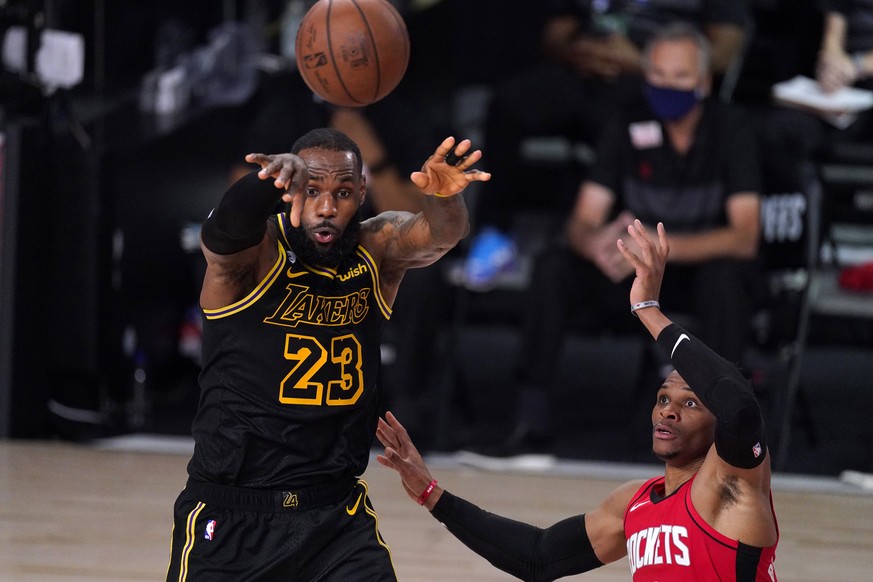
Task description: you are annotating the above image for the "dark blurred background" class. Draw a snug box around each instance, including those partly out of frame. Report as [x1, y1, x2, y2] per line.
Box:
[1, 0, 871, 478]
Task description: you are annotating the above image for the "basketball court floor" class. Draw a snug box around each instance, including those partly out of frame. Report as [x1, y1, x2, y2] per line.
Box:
[1, 435, 871, 581]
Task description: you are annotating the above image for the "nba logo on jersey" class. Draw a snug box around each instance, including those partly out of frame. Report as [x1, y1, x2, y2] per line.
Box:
[205, 520, 216, 540]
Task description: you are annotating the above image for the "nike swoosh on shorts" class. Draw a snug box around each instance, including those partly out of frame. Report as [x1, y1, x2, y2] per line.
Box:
[346, 492, 363, 515]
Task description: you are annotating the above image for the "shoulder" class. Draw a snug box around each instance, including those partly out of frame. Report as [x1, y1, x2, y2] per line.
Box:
[604, 478, 652, 513]
[360, 210, 413, 230]
[583, 478, 650, 560]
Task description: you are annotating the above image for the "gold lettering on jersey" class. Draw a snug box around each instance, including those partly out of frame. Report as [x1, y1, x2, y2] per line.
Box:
[626, 525, 690, 574]
[282, 492, 299, 508]
[264, 284, 370, 328]
[337, 263, 368, 281]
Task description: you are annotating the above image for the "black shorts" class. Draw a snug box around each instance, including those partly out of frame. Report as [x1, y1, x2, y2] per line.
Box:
[166, 478, 397, 581]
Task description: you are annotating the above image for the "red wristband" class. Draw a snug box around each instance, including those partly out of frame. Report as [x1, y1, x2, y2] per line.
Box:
[416, 479, 438, 506]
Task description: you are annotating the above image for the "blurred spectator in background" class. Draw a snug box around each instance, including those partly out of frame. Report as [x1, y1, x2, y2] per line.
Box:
[473, 23, 763, 458]
[817, 0, 873, 94]
[464, 0, 751, 290]
[763, 0, 873, 162]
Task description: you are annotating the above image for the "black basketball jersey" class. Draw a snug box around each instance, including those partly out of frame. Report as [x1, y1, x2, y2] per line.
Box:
[187, 213, 392, 489]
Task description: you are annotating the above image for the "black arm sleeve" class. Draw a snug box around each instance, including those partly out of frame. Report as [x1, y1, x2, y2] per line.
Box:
[200, 171, 283, 254]
[656, 323, 767, 468]
[429, 491, 603, 582]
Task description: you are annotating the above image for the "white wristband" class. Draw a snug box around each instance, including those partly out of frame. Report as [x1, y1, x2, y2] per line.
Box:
[631, 300, 660, 317]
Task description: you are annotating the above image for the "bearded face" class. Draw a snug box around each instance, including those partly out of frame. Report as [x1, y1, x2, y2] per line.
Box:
[284, 216, 361, 269]
[286, 146, 366, 268]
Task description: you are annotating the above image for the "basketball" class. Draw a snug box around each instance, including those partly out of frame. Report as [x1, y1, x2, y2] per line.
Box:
[295, 0, 410, 107]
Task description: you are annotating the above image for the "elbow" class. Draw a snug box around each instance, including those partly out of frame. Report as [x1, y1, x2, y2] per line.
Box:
[733, 228, 760, 260]
[452, 208, 472, 244]
[439, 197, 471, 243]
[444, 216, 470, 248]
[565, 222, 590, 259]
[459, 217, 472, 241]
[735, 240, 758, 260]
[432, 217, 470, 253]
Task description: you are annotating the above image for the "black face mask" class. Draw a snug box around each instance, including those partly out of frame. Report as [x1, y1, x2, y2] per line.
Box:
[285, 216, 362, 269]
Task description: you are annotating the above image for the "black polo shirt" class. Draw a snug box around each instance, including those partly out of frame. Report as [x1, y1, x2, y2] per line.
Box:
[588, 99, 761, 233]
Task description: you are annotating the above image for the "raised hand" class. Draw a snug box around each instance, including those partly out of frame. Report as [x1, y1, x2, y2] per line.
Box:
[617, 220, 669, 309]
[590, 211, 639, 283]
[410, 137, 491, 197]
[245, 152, 310, 227]
[376, 412, 440, 507]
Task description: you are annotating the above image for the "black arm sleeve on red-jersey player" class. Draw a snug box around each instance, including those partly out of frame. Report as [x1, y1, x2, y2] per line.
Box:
[656, 323, 767, 468]
[429, 491, 603, 581]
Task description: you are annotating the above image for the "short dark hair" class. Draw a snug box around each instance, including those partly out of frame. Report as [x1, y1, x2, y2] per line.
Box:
[291, 128, 363, 175]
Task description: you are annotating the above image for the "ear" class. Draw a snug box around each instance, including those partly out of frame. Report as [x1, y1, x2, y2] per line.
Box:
[699, 73, 713, 97]
[359, 176, 367, 206]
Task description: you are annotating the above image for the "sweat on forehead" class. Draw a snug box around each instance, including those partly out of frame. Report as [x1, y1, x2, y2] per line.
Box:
[301, 149, 358, 170]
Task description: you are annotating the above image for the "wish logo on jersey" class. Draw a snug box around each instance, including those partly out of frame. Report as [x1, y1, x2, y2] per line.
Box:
[626, 524, 690, 574]
[337, 262, 369, 282]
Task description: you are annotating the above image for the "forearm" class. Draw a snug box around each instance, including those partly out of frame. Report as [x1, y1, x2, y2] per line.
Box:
[420, 193, 470, 250]
[666, 226, 758, 263]
[430, 491, 602, 581]
[655, 323, 767, 468]
[821, 12, 848, 55]
[201, 171, 282, 254]
[565, 219, 600, 260]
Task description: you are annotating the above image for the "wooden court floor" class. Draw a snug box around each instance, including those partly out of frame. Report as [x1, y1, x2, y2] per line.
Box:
[1, 438, 872, 581]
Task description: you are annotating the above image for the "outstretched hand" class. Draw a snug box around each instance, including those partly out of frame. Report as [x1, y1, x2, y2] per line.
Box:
[245, 152, 310, 228]
[376, 412, 441, 508]
[411, 137, 491, 197]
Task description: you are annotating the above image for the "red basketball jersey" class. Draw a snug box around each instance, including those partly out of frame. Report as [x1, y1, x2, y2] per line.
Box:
[624, 475, 778, 581]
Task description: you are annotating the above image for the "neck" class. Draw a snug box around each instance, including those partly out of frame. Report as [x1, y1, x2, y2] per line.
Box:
[663, 457, 705, 495]
[664, 103, 703, 154]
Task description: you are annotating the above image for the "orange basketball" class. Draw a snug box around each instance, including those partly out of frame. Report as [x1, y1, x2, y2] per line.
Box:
[295, 0, 410, 107]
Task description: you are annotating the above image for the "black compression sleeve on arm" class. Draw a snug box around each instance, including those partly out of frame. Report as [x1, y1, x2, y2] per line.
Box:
[429, 491, 603, 581]
[656, 323, 767, 468]
[200, 171, 282, 254]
